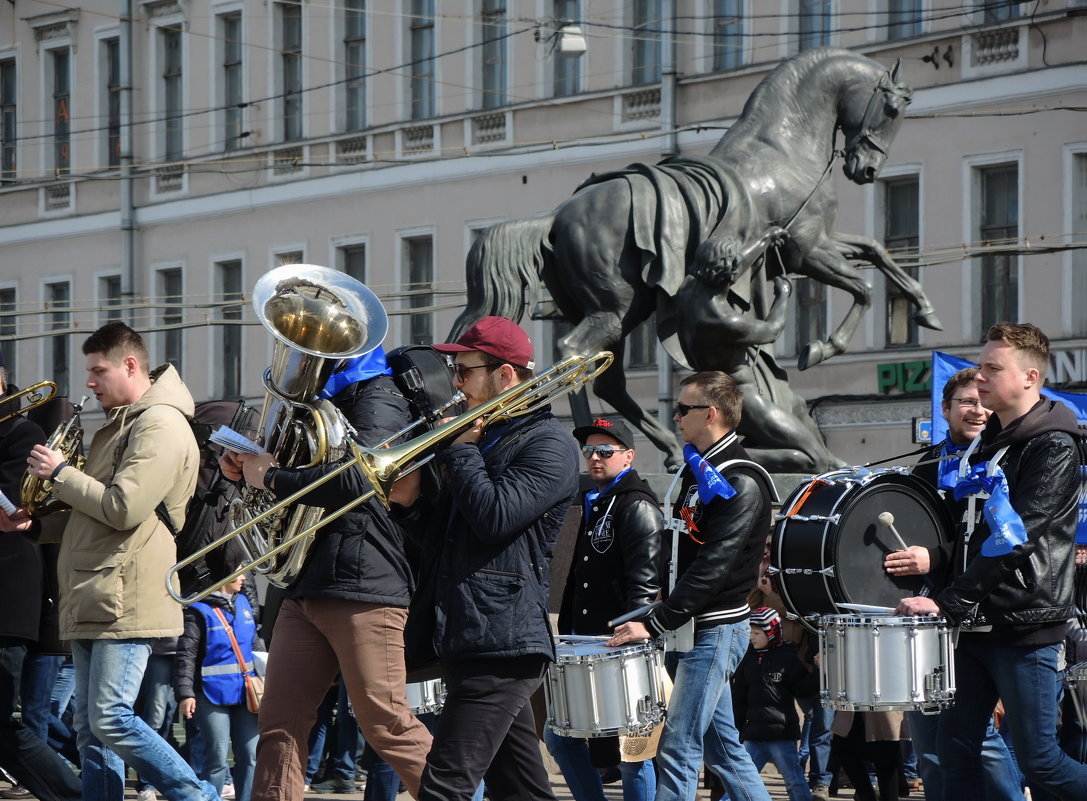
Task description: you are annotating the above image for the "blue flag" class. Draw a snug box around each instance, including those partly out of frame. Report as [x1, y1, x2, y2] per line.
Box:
[683, 444, 736, 504]
[951, 462, 1028, 557]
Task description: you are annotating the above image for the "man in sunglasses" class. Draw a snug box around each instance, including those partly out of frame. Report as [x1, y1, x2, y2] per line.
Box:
[546, 417, 662, 801]
[609, 371, 777, 801]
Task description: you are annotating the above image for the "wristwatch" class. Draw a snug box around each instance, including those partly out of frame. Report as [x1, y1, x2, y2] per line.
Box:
[262, 465, 279, 490]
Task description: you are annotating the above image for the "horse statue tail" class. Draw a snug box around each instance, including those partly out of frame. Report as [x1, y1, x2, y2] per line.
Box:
[449, 216, 553, 340]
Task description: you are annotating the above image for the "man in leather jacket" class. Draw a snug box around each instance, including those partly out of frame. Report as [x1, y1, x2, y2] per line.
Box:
[895, 323, 1087, 801]
[609, 371, 775, 801]
[546, 416, 661, 801]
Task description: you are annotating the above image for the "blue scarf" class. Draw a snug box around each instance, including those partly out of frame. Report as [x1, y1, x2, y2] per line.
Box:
[320, 348, 393, 399]
[936, 438, 968, 492]
[583, 468, 631, 520]
[951, 459, 1028, 557]
[682, 444, 736, 504]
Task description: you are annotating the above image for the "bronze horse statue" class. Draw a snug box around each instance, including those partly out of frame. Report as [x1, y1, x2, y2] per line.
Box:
[451, 48, 941, 470]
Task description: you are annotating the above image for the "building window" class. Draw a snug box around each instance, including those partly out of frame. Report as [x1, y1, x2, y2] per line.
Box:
[627, 313, 658, 369]
[480, 0, 507, 109]
[279, 1, 303, 141]
[631, 0, 662, 85]
[159, 268, 183, 373]
[46, 281, 70, 397]
[338, 243, 366, 283]
[51, 49, 71, 175]
[883, 177, 920, 347]
[712, 0, 743, 71]
[100, 275, 124, 323]
[222, 13, 244, 151]
[404, 236, 434, 345]
[0, 288, 16, 378]
[218, 260, 244, 399]
[798, 0, 831, 51]
[888, 0, 922, 39]
[794, 277, 826, 358]
[275, 250, 304, 267]
[1, 59, 15, 183]
[105, 39, 121, 167]
[344, 0, 366, 131]
[553, 0, 580, 97]
[978, 164, 1018, 332]
[1071, 154, 1087, 336]
[983, 1, 1020, 23]
[162, 26, 183, 161]
[409, 0, 435, 119]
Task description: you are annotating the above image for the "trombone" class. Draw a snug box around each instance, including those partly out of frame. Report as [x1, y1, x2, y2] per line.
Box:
[166, 350, 614, 604]
[0, 381, 57, 425]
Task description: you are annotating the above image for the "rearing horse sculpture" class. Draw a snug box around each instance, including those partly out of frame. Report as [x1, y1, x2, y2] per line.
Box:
[451, 49, 941, 470]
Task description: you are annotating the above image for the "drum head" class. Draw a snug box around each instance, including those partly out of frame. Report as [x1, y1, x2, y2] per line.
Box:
[772, 470, 953, 631]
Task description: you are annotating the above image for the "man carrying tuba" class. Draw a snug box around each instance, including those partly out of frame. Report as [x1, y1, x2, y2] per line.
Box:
[222, 345, 432, 801]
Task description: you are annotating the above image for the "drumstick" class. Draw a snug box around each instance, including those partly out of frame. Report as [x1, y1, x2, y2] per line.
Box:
[877, 512, 911, 552]
[607, 602, 659, 629]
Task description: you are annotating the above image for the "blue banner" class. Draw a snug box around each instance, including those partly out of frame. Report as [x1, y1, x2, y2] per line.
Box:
[930, 350, 1087, 545]
[682, 444, 737, 504]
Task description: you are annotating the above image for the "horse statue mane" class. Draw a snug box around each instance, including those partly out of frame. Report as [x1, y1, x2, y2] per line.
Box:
[451, 48, 938, 472]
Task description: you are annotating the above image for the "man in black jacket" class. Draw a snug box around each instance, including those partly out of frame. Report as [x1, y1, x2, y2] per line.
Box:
[396, 317, 579, 801]
[895, 323, 1087, 801]
[222, 348, 432, 801]
[0, 365, 82, 801]
[610, 370, 775, 801]
[546, 416, 661, 801]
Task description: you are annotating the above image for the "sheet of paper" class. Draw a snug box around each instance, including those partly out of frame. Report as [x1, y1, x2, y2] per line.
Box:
[209, 426, 263, 455]
[0, 490, 16, 515]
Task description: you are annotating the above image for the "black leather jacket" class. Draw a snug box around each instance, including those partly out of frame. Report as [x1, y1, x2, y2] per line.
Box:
[558, 469, 662, 636]
[936, 399, 1081, 635]
[645, 432, 773, 636]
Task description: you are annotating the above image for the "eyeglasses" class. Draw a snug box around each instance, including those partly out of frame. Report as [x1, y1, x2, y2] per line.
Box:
[581, 445, 629, 460]
[674, 403, 712, 417]
[453, 363, 496, 381]
[951, 397, 983, 409]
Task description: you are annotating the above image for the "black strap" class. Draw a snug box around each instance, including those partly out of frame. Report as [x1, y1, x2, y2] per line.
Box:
[861, 444, 931, 468]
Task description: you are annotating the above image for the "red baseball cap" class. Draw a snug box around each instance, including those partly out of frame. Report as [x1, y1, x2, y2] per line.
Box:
[434, 316, 535, 370]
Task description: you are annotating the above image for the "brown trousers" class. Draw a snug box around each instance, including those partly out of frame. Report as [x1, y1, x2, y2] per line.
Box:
[251, 598, 433, 801]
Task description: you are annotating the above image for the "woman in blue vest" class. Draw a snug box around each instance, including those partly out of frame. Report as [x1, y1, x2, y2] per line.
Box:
[175, 572, 265, 801]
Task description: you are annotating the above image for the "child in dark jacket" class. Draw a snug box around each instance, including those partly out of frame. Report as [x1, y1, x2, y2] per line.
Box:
[733, 607, 819, 801]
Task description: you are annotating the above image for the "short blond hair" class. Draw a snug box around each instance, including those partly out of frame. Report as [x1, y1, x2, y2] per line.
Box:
[986, 322, 1049, 380]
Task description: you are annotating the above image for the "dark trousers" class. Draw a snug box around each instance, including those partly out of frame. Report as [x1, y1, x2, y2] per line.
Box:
[0, 638, 82, 801]
[419, 655, 555, 801]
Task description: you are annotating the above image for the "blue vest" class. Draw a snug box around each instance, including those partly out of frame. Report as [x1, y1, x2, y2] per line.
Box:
[191, 594, 256, 707]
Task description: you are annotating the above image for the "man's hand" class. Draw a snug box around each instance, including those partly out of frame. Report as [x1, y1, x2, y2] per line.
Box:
[179, 697, 196, 719]
[388, 468, 422, 508]
[606, 621, 652, 648]
[27, 444, 64, 479]
[451, 418, 484, 447]
[219, 450, 245, 482]
[0, 507, 33, 532]
[895, 596, 941, 617]
[240, 453, 277, 488]
[772, 275, 792, 299]
[884, 546, 931, 576]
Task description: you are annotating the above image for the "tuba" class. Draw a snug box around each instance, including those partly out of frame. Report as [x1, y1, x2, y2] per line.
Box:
[228, 264, 388, 589]
[21, 395, 89, 517]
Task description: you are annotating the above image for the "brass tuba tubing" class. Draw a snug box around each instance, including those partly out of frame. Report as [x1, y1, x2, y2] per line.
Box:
[166, 351, 614, 605]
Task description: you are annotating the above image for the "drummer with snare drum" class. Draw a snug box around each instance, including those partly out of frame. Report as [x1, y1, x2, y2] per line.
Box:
[890, 323, 1087, 801]
[608, 371, 777, 801]
[546, 417, 662, 801]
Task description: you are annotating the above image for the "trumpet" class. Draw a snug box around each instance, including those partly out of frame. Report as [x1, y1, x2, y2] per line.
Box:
[0, 380, 58, 426]
[166, 350, 614, 604]
[21, 395, 89, 517]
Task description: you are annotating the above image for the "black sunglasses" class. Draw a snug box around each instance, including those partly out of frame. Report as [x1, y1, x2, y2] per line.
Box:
[674, 403, 712, 417]
[453, 362, 497, 381]
[581, 445, 628, 460]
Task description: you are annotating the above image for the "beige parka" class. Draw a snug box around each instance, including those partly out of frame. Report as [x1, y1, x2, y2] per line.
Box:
[48, 364, 199, 640]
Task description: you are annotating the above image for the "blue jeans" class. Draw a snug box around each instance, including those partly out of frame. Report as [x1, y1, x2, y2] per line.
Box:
[20, 653, 65, 739]
[797, 696, 833, 787]
[135, 652, 180, 792]
[909, 709, 1021, 801]
[70, 638, 220, 801]
[361, 740, 404, 801]
[544, 725, 655, 801]
[656, 623, 771, 801]
[743, 740, 811, 801]
[938, 638, 1087, 801]
[306, 678, 358, 783]
[194, 688, 258, 801]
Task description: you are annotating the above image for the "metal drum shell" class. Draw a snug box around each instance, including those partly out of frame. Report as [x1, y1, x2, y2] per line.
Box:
[406, 678, 446, 715]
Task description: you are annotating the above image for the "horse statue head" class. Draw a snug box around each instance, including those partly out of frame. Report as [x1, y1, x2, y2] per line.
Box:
[840, 59, 912, 184]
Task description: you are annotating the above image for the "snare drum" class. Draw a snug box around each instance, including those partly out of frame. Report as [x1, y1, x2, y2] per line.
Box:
[771, 467, 953, 631]
[545, 638, 666, 738]
[819, 614, 955, 711]
[406, 678, 445, 715]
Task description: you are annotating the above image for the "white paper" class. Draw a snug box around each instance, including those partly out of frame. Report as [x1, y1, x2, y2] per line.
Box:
[0, 490, 15, 515]
[209, 426, 263, 455]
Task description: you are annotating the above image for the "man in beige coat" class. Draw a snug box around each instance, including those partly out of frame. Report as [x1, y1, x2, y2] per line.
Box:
[16, 322, 215, 801]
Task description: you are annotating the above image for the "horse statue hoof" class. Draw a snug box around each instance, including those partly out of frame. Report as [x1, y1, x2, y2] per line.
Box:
[798, 341, 831, 371]
[913, 308, 943, 331]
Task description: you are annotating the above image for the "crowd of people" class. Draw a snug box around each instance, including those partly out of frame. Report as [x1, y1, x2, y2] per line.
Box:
[1, 315, 1085, 801]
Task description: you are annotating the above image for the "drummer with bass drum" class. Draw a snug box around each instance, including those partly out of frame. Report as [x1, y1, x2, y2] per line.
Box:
[888, 323, 1087, 801]
[546, 417, 661, 801]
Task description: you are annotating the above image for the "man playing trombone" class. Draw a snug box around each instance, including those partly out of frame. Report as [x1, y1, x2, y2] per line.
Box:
[221, 346, 432, 801]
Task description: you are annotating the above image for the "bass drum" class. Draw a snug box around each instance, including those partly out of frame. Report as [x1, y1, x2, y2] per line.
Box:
[770, 467, 953, 631]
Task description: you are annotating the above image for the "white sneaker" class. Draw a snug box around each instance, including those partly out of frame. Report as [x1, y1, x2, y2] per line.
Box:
[221, 784, 235, 800]
[136, 790, 157, 801]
